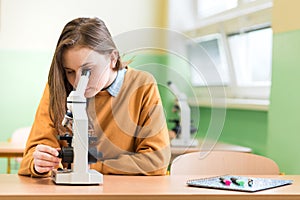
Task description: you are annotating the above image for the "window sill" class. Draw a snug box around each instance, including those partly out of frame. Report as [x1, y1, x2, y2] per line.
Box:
[188, 97, 269, 111]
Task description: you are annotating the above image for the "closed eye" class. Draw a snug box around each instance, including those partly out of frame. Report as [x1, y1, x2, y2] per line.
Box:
[65, 69, 75, 74]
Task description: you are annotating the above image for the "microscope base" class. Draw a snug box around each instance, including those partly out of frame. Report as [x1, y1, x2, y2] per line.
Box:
[52, 169, 103, 185]
[171, 138, 199, 147]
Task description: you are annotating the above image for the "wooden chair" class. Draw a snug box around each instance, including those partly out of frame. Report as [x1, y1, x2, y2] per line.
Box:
[170, 151, 280, 175]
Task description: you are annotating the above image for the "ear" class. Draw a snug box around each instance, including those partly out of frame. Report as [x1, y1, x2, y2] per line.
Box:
[110, 50, 119, 69]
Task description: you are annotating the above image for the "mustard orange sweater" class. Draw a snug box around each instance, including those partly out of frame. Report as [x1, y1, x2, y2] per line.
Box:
[18, 68, 171, 177]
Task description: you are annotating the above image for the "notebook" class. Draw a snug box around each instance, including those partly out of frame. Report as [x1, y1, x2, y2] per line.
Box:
[187, 175, 293, 192]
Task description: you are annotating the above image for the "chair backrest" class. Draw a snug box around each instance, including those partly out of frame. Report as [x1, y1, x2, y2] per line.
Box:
[10, 126, 31, 148]
[170, 151, 280, 175]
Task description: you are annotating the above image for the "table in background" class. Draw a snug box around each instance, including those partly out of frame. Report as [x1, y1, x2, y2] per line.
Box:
[0, 142, 24, 173]
[0, 174, 299, 200]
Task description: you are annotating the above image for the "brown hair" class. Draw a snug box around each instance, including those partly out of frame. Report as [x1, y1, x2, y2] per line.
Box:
[48, 17, 124, 133]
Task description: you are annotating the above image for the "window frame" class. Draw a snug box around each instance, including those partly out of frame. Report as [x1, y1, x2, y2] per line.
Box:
[188, 33, 230, 87]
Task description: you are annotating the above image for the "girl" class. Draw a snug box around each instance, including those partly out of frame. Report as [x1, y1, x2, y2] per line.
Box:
[18, 17, 170, 177]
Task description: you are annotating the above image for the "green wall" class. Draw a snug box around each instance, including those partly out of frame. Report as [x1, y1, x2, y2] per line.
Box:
[0, 50, 52, 141]
[267, 29, 300, 174]
[0, 50, 51, 174]
[192, 107, 268, 155]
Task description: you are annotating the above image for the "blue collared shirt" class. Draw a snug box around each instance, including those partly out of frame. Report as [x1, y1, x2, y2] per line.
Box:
[106, 68, 127, 97]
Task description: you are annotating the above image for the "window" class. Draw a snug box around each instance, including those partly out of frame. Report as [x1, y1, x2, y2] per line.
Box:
[228, 27, 272, 86]
[197, 0, 260, 19]
[186, 0, 273, 106]
[188, 34, 229, 86]
[190, 27, 272, 88]
[197, 0, 238, 18]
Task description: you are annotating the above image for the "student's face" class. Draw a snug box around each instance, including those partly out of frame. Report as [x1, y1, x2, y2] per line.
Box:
[63, 46, 117, 98]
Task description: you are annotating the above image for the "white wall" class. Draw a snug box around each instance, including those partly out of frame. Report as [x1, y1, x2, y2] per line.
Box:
[0, 0, 165, 51]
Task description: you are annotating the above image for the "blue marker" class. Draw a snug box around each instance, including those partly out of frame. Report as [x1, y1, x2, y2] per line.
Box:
[248, 179, 253, 187]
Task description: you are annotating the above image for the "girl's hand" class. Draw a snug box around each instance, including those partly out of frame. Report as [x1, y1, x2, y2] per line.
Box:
[33, 144, 61, 173]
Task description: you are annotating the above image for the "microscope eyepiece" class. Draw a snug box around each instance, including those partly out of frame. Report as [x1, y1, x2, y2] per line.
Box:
[82, 69, 91, 77]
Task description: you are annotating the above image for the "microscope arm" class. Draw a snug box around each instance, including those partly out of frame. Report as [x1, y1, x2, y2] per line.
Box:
[167, 81, 187, 100]
[167, 81, 198, 147]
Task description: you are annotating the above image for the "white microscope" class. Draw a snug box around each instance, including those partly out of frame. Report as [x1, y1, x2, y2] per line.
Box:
[168, 81, 198, 147]
[52, 69, 103, 185]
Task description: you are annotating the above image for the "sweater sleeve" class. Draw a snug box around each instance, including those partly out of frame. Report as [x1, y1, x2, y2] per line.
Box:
[18, 84, 60, 177]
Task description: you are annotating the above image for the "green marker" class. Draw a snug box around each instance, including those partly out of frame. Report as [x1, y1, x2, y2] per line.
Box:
[230, 177, 245, 186]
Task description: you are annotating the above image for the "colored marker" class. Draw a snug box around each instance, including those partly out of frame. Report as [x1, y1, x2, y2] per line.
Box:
[230, 177, 245, 186]
[248, 179, 253, 187]
[219, 177, 231, 186]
